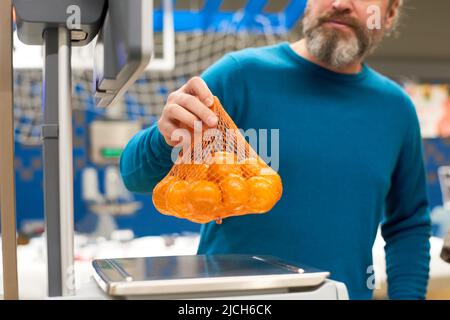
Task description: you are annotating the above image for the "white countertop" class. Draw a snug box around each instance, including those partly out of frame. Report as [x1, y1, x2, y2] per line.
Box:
[1, 232, 449, 299]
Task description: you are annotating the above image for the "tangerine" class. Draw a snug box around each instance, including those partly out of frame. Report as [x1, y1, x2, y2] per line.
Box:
[176, 163, 209, 181]
[259, 167, 283, 200]
[211, 151, 236, 163]
[208, 151, 240, 181]
[166, 180, 192, 216]
[239, 157, 264, 178]
[189, 216, 214, 224]
[219, 174, 249, 211]
[189, 180, 222, 216]
[152, 176, 178, 214]
[246, 176, 279, 213]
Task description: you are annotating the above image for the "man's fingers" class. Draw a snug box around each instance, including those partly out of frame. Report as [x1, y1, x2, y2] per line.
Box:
[159, 119, 193, 147]
[168, 92, 218, 127]
[158, 120, 178, 146]
[166, 103, 202, 129]
[184, 76, 214, 107]
[171, 127, 192, 149]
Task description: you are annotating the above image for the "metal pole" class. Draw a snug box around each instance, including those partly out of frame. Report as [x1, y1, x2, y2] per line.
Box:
[42, 27, 75, 297]
[57, 27, 75, 297]
[0, 0, 19, 300]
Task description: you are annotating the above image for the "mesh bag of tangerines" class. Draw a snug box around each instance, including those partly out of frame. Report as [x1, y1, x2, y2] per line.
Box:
[152, 96, 283, 224]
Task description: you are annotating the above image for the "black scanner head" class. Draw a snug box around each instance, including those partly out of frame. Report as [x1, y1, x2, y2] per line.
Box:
[13, 0, 153, 108]
[13, 0, 106, 46]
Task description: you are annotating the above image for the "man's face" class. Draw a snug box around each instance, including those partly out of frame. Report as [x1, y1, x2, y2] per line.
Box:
[302, 0, 398, 68]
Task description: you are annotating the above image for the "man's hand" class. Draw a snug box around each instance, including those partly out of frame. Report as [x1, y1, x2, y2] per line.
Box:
[158, 76, 218, 146]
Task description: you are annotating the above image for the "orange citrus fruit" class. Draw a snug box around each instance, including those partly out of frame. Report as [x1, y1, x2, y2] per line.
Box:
[211, 151, 236, 163]
[152, 176, 178, 213]
[246, 176, 279, 213]
[239, 157, 264, 178]
[259, 167, 283, 200]
[189, 216, 214, 224]
[208, 151, 240, 181]
[166, 180, 192, 216]
[176, 163, 209, 181]
[189, 180, 222, 215]
[219, 174, 249, 211]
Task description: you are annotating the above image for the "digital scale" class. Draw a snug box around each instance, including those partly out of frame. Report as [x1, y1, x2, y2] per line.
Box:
[83, 255, 349, 300]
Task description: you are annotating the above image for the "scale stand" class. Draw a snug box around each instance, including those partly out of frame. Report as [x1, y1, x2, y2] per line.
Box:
[0, 10, 75, 298]
[41, 27, 75, 297]
[14, 0, 106, 296]
[14, 0, 153, 297]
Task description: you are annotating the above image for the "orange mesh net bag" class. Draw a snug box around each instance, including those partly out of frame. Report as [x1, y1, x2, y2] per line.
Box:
[152, 96, 282, 224]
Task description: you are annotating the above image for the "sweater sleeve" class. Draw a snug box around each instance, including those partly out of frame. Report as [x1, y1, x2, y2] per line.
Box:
[119, 124, 175, 194]
[381, 96, 432, 300]
[119, 53, 244, 194]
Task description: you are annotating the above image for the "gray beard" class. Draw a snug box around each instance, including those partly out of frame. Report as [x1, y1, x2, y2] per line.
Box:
[305, 27, 364, 69]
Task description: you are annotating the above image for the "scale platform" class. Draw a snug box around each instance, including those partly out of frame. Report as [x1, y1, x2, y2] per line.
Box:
[90, 254, 346, 299]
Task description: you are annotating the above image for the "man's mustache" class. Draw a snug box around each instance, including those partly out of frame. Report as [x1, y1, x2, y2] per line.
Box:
[316, 13, 362, 31]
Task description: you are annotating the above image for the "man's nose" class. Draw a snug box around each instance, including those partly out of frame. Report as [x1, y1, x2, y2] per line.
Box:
[331, 0, 353, 14]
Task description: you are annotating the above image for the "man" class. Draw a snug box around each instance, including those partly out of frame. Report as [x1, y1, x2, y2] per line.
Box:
[120, 0, 431, 299]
